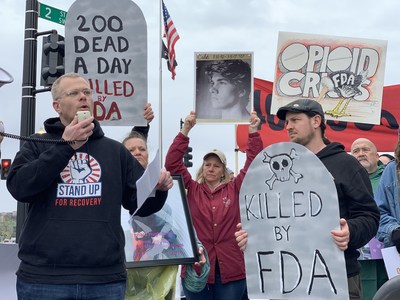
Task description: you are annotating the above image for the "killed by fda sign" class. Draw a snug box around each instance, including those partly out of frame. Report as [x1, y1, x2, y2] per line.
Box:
[240, 142, 348, 299]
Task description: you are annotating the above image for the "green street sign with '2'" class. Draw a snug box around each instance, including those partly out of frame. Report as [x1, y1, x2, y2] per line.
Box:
[39, 2, 67, 25]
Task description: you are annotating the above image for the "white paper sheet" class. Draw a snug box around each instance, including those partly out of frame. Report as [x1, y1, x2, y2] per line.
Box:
[381, 246, 400, 279]
[132, 149, 161, 216]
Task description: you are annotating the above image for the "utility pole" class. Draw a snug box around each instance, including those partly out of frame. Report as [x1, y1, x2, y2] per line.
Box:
[16, 0, 39, 242]
[16, 1, 58, 241]
[15, 1, 66, 242]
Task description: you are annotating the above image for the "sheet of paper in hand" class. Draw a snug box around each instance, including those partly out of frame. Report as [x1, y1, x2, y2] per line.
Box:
[240, 142, 348, 299]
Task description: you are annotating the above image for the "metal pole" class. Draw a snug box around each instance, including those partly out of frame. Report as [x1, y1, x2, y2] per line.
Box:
[16, 0, 38, 242]
[159, 0, 163, 168]
[234, 125, 239, 175]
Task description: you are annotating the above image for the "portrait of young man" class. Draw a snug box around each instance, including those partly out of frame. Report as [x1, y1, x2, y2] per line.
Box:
[195, 53, 253, 122]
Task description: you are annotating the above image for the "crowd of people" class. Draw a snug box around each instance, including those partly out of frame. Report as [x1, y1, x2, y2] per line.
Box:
[1, 72, 399, 300]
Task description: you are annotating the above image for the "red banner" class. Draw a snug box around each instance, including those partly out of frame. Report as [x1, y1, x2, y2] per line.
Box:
[237, 78, 400, 152]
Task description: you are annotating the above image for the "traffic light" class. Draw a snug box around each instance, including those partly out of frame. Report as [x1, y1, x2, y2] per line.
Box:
[41, 33, 65, 87]
[183, 147, 193, 168]
[1, 159, 11, 180]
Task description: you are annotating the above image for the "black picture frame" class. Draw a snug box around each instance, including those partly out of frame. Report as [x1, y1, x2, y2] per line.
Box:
[123, 175, 198, 268]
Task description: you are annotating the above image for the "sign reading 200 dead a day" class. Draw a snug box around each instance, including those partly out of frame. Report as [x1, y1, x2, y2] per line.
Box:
[240, 142, 349, 299]
[65, 0, 147, 126]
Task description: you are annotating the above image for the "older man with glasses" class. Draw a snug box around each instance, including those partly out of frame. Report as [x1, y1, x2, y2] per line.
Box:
[6, 72, 173, 300]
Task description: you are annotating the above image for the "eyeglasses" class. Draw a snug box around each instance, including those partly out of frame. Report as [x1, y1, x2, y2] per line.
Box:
[60, 89, 93, 98]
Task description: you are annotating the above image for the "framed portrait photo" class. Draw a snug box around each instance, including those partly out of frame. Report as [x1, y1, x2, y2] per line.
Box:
[194, 52, 254, 123]
[122, 175, 199, 268]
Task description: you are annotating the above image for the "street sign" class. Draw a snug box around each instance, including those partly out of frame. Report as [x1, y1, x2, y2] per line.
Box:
[39, 2, 67, 25]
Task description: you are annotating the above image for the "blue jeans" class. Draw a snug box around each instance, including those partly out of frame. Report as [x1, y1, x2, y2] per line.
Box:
[182, 273, 246, 300]
[17, 278, 126, 300]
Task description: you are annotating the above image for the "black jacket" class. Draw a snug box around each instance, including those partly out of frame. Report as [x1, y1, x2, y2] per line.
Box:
[7, 118, 167, 284]
[317, 142, 380, 277]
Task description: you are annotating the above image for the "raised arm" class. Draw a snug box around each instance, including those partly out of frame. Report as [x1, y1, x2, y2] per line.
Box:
[165, 112, 197, 188]
[180, 111, 196, 137]
[234, 111, 263, 186]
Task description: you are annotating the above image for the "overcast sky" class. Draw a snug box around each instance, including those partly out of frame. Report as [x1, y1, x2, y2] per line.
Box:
[1, 0, 400, 212]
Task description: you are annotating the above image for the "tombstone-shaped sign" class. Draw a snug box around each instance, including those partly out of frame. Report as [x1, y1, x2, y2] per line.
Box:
[65, 0, 147, 126]
[240, 142, 348, 299]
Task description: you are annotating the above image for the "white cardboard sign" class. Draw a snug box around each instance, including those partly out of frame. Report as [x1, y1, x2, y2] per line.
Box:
[240, 142, 348, 299]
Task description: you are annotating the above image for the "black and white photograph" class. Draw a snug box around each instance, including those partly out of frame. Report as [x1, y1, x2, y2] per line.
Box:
[122, 175, 198, 268]
[195, 52, 253, 122]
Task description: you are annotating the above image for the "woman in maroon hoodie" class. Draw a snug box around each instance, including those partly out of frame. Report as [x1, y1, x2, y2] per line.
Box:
[165, 111, 263, 300]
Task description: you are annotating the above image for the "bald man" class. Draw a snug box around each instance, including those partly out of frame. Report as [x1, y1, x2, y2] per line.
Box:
[350, 137, 388, 299]
[351, 138, 385, 192]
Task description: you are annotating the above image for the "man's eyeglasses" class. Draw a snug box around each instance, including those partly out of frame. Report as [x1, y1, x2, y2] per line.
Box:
[61, 89, 93, 98]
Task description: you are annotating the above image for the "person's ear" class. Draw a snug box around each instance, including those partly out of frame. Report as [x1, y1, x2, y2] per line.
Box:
[312, 115, 322, 128]
[238, 89, 246, 98]
[52, 100, 61, 114]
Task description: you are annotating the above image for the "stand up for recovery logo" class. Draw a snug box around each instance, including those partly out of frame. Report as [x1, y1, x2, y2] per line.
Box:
[56, 152, 102, 204]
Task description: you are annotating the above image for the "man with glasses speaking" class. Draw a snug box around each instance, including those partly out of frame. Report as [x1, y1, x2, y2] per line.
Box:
[6, 73, 173, 300]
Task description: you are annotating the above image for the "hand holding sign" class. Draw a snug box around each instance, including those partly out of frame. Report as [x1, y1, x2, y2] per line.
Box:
[330, 218, 350, 251]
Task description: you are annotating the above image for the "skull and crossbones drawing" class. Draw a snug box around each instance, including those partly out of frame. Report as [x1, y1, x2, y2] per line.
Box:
[263, 148, 303, 190]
